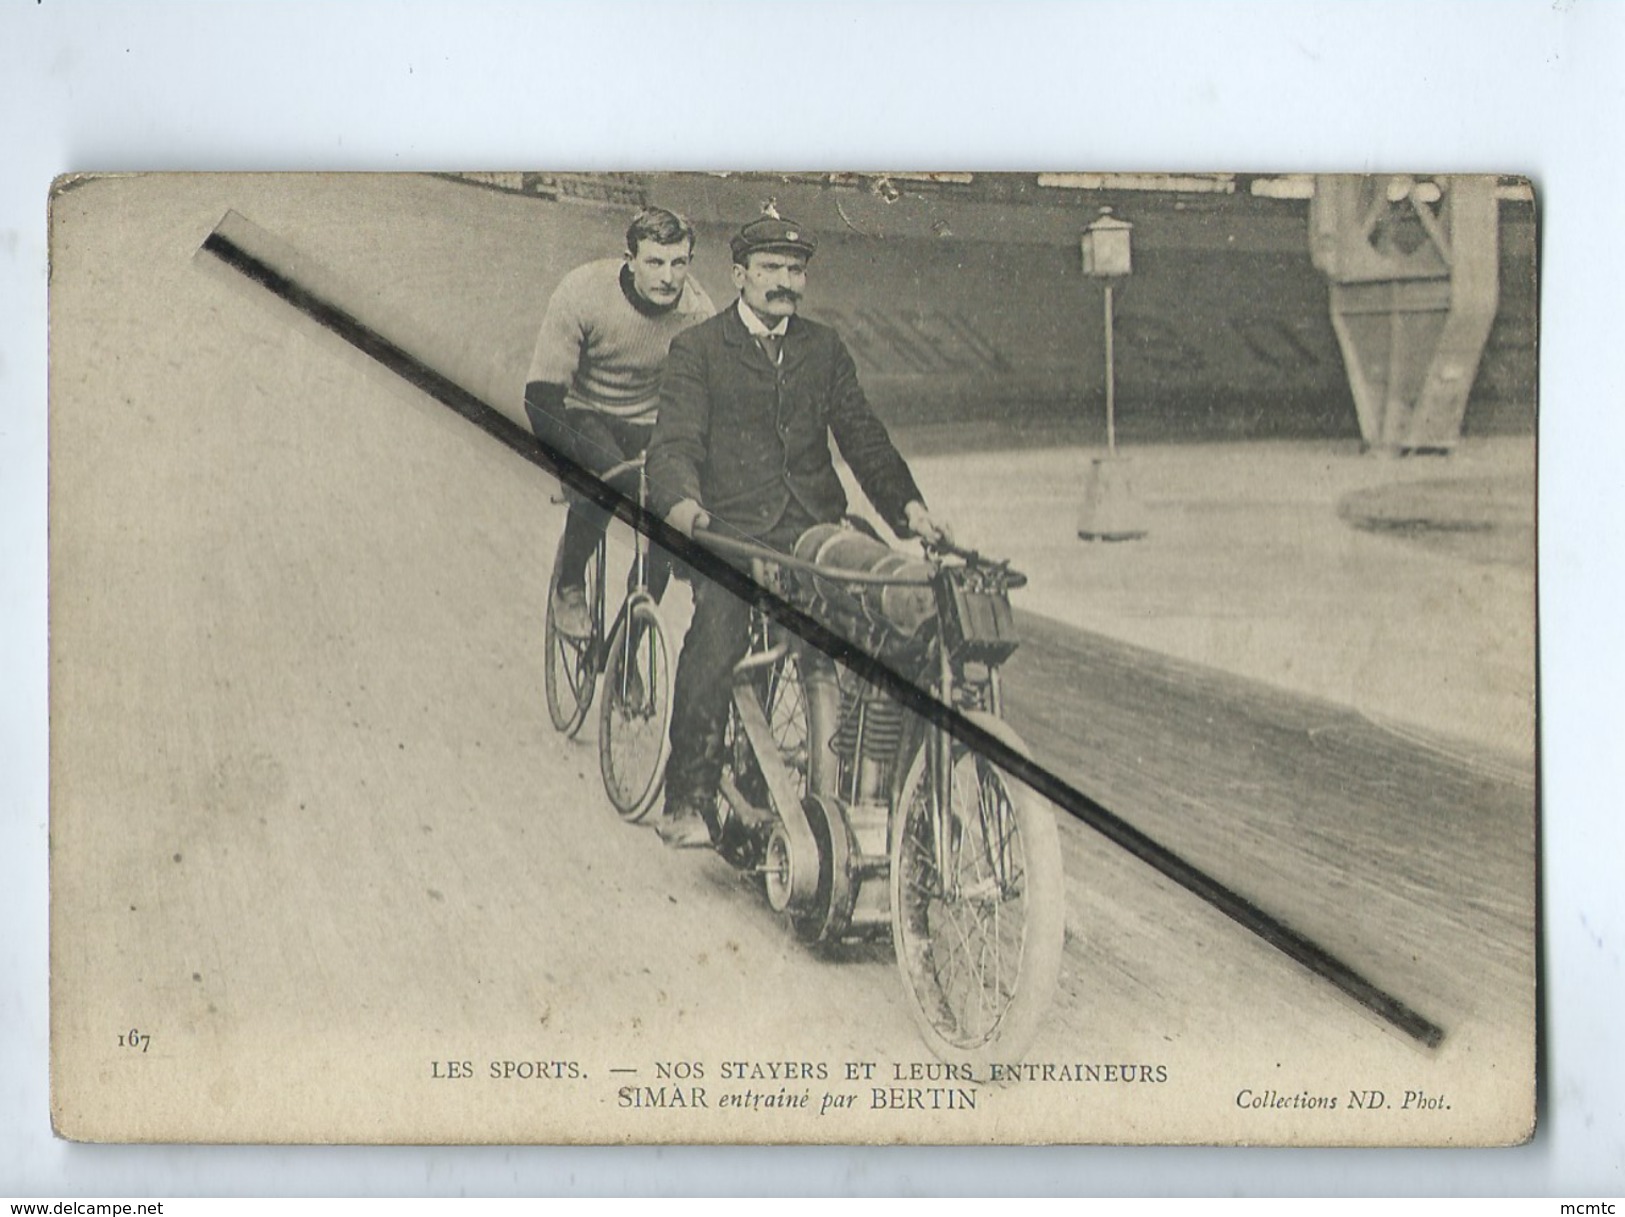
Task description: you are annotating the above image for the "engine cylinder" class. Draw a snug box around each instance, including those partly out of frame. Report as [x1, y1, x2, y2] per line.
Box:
[834, 677, 906, 804]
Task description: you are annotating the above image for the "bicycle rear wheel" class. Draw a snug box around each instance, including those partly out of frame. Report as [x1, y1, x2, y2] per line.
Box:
[543, 532, 599, 737]
[598, 598, 673, 821]
[890, 712, 1065, 1068]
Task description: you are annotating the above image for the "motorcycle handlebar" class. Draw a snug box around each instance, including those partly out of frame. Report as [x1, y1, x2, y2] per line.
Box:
[923, 537, 1029, 588]
[693, 527, 1026, 589]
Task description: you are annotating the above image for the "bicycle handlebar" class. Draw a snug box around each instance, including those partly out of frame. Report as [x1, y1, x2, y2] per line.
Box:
[599, 456, 646, 484]
[549, 456, 645, 506]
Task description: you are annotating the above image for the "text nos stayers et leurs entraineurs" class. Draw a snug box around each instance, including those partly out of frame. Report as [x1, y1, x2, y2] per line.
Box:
[425, 1058, 1455, 1118]
[427, 1057, 1165, 1116]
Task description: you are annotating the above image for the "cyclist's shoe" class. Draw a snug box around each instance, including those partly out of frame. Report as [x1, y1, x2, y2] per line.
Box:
[551, 584, 591, 639]
[656, 799, 716, 850]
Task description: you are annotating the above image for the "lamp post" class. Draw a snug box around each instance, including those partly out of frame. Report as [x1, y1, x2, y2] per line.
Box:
[1077, 207, 1147, 540]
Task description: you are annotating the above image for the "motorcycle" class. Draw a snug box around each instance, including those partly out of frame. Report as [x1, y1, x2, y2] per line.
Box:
[697, 522, 1066, 1068]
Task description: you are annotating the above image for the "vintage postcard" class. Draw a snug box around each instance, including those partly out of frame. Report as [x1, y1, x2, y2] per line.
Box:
[48, 171, 1537, 1145]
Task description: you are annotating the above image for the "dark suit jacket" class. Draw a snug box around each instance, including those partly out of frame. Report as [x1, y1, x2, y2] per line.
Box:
[647, 303, 923, 540]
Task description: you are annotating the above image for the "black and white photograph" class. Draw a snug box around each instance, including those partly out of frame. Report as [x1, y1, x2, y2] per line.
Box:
[46, 169, 1537, 1146]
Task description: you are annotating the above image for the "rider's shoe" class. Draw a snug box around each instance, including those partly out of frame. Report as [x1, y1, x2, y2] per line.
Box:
[551, 584, 591, 639]
[656, 800, 715, 850]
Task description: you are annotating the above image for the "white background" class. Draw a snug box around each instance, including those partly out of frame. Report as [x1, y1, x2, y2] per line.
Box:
[2, 0, 1619, 1197]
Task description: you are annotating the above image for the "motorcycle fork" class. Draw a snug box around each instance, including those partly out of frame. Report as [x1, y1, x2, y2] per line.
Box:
[924, 654, 1016, 900]
[931, 643, 959, 900]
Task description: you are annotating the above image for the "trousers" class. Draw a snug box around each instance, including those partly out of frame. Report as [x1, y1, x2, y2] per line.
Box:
[664, 501, 821, 815]
[526, 400, 676, 601]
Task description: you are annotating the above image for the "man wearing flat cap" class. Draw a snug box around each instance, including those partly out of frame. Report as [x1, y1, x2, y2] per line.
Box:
[646, 213, 952, 848]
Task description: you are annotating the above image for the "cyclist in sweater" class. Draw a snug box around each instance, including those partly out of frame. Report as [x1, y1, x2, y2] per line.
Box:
[523, 207, 715, 637]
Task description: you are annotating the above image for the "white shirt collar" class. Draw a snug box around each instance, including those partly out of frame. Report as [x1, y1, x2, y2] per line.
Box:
[736, 297, 789, 338]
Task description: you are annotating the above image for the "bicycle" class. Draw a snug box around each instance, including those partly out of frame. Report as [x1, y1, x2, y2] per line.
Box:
[695, 521, 1066, 1068]
[542, 456, 674, 821]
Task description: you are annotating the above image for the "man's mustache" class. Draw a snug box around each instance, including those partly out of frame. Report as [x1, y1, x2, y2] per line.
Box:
[767, 288, 801, 302]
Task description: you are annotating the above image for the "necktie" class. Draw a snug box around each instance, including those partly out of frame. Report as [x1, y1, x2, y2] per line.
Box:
[757, 333, 783, 365]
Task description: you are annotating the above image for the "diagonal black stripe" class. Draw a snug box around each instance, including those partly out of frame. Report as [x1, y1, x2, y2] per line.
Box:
[200, 226, 1445, 1049]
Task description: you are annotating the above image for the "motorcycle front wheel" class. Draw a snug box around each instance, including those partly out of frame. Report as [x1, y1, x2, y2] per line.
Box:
[890, 712, 1065, 1069]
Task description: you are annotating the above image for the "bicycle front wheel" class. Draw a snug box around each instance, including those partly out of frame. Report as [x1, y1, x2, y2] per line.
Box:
[598, 599, 673, 821]
[543, 532, 599, 737]
[890, 712, 1065, 1069]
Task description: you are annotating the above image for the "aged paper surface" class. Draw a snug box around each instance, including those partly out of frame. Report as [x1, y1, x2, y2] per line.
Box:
[48, 171, 1537, 1145]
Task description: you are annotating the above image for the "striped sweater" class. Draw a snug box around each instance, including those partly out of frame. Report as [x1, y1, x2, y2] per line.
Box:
[525, 258, 715, 422]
